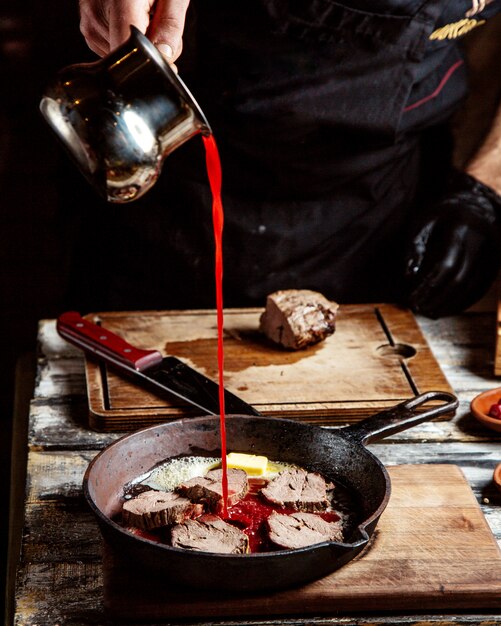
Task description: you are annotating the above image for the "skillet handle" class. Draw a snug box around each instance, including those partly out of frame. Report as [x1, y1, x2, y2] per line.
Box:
[338, 391, 458, 446]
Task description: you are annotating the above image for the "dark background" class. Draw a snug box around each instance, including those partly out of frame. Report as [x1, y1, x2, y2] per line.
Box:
[0, 2, 92, 620]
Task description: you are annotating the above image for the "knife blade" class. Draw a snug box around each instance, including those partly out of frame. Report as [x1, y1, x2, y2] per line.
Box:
[56, 311, 261, 417]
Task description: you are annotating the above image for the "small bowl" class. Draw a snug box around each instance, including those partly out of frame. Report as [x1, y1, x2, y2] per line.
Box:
[470, 388, 501, 433]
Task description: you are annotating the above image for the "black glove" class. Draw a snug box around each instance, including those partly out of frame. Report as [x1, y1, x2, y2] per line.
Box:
[403, 170, 501, 319]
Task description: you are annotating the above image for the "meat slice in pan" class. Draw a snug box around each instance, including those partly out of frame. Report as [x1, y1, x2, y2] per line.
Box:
[171, 514, 249, 554]
[260, 468, 332, 512]
[176, 468, 248, 511]
[259, 289, 339, 350]
[267, 511, 344, 549]
[122, 490, 203, 531]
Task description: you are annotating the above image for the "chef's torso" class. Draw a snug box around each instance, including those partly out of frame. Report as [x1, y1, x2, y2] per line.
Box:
[90, 1, 501, 309]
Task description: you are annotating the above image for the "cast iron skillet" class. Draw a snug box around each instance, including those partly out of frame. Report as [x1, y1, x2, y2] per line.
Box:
[83, 390, 457, 592]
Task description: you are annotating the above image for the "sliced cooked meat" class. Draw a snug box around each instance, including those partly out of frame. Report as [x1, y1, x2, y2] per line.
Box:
[122, 490, 203, 531]
[260, 468, 332, 512]
[170, 514, 249, 554]
[267, 511, 344, 549]
[176, 468, 248, 510]
[259, 289, 339, 350]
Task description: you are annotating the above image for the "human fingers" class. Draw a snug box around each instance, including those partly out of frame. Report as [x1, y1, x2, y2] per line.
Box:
[108, 0, 152, 51]
[79, 0, 112, 56]
[148, 0, 191, 62]
[79, 0, 154, 56]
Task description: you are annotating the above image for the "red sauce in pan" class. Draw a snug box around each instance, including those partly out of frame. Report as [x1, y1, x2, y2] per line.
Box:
[226, 478, 341, 552]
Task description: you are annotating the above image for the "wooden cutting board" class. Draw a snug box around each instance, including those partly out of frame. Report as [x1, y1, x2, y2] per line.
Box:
[84, 304, 453, 431]
[103, 464, 501, 620]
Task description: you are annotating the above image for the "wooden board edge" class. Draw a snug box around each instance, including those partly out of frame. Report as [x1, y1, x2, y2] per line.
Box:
[376, 304, 454, 397]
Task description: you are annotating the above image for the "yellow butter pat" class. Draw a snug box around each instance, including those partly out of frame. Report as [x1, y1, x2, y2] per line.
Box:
[227, 452, 268, 476]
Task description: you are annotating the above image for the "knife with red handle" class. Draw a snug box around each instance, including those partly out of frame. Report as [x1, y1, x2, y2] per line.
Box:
[57, 311, 261, 417]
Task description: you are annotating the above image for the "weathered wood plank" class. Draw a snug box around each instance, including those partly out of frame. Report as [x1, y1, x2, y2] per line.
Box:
[416, 315, 499, 388]
[368, 442, 501, 473]
[26, 394, 499, 449]
[28, 404, 501, 450]
[25, 450, 95, 502]
[38, 319, 82, 360]
[13, 554, 501, 626]
[35, 357, 86, 399]
[28, 398, 119, 450]
[14, 562, 104, 626]
[22, 500, 101, 562]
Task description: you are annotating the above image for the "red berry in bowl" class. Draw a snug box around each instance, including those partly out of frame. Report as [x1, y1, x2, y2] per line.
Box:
[488, 403, 501, 419]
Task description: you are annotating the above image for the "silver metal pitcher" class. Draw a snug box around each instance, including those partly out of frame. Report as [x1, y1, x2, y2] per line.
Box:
[40, 26, 211, 203]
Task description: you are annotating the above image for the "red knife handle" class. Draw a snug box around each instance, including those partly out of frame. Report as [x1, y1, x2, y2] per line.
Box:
[56, 311, 163, 372]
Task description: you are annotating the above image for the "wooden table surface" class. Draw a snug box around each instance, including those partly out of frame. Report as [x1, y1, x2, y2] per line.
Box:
[8, 312, 501, 625]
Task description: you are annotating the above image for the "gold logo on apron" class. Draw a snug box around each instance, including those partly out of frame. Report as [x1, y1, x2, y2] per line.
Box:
[429, 18, 486, 40]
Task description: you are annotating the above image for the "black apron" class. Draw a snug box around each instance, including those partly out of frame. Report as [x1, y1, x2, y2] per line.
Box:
[63, 0, 501, 310]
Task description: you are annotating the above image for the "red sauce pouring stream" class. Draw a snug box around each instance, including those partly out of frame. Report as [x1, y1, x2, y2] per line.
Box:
[202, 134, 228, 516]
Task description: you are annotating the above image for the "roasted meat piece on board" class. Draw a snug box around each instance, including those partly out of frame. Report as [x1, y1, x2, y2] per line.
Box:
[259, 289, 339, 350]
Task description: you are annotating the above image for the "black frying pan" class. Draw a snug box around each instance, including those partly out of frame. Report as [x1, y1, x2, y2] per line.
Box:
[83, 390, 457, 592]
